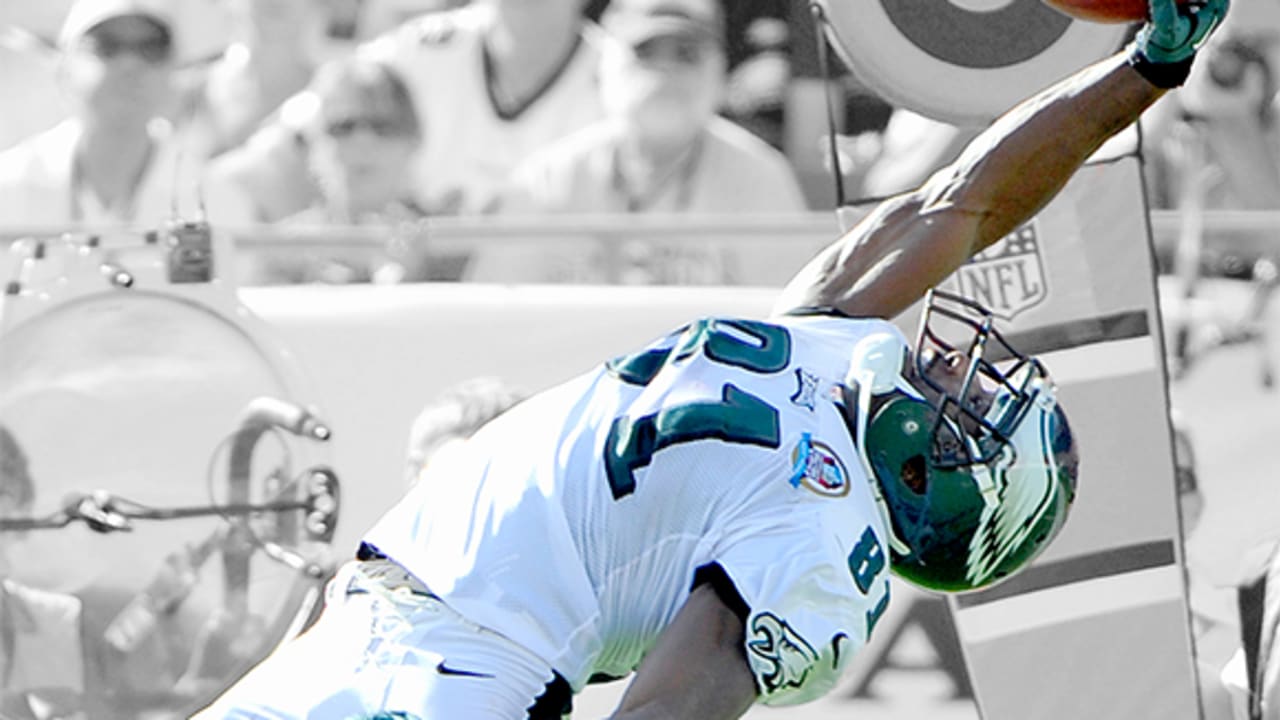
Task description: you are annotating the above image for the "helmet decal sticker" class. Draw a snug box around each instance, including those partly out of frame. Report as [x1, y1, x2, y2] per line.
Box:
[964, 411, 1061, 586]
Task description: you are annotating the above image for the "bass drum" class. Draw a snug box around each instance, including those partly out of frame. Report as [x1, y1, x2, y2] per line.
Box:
[0, 229, 339, 719]
[814, 0, 1130, 127]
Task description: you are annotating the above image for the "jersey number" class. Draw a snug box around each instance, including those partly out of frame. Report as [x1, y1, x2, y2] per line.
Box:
[848, 526, 891, 638]
[604, 320, 791, 500]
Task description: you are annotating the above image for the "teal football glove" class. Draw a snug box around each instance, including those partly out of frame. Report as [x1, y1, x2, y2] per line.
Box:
[1130, 0, 1230, 87]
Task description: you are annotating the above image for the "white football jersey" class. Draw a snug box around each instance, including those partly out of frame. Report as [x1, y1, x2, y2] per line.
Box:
[363, 314, 899, 705]
[361, 6, 607, 214]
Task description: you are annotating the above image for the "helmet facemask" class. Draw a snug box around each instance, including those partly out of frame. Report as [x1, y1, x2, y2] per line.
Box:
[911, 289, 1051, 471]
[844, 290, 1079, 593]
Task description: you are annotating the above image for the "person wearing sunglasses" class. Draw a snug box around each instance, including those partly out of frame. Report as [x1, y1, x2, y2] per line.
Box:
[207, 0, 608, 225]
[297, 57, 425, 226]
[502, 0, 806, 219]
[251, 57, 428, 285]
[486, 0, 807, 284]
[0, 0, 252, 238]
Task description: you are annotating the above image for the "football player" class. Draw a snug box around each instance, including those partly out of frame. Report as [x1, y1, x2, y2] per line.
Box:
[194, 0, 1229, 717]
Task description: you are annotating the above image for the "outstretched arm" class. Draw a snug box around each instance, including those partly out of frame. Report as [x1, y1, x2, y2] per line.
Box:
[773, 54, 1162, 320]
[773, 0, 1228, 320]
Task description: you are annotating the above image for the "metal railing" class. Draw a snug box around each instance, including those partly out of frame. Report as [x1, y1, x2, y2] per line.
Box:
[2, 209, 1279, 284]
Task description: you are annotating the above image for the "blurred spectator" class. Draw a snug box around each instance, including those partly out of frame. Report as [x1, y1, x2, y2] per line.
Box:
[852, 109, 981, 200]
[0, 18, 67, 153]
[253, 57, 428, 284]
[476, 0, 806, 285]
[496, 0, 805, 216]
[367, 0, 608, 215]
[1142, 5, 1280, 214]
[817, 106, 981, 207]
[0, 424, 89, 720]
[1170, 411, 1239, 720]
[178, 0, 330, 162]
[0, 0, 251, 234]
[355, 0, 471, 40]
[210, 0, 608, 223]
[723, 15, 790, 151]
[1146, 10, 1280, 389]
[404, 377, 527, 486]
[293, 58, 425, 226]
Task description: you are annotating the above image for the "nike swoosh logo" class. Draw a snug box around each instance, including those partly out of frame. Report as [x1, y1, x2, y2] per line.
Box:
[436, 661, 495, 678]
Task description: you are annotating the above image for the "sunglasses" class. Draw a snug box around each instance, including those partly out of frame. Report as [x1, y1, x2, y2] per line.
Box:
[324, 117, 412, 139]
[80, 33, 173, 64]
[632, 36, 717, 66]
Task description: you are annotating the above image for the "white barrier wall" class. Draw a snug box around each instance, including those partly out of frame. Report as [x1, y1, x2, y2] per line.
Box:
[239, 283, 781, 556]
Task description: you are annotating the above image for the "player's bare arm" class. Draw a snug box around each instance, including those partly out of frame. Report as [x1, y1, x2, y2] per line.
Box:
[774, 0, 1227, 321]
[774, 54, 1164, 321]
[608, 582, 757, 720]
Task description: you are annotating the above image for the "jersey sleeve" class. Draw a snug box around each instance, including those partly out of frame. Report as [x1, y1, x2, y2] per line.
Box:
[710, 449, 892, 707]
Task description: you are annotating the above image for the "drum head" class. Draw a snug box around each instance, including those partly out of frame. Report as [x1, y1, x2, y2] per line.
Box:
[816, 0, 1131, 126]
[0, 288, 332, 718]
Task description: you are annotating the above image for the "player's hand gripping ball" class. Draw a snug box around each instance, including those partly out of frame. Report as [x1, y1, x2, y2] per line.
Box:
[1041, 0, 1190, 23]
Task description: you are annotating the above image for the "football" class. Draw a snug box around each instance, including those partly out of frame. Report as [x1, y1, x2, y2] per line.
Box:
[1040, 0, 1189, 23]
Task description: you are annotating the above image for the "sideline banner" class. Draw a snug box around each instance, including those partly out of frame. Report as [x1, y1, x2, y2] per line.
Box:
[916, 153, 1198, 719]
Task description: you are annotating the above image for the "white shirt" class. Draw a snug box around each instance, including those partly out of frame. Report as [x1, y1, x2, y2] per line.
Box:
[364, 313, 898, 705]
[473, 117, 809, 284]
[363, 5, 608, 214]
[499, 116, 808, 216]
[0, 119, 252, 233]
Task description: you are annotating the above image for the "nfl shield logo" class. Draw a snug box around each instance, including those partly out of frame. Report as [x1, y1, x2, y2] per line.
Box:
[941, 223, 1049, 321]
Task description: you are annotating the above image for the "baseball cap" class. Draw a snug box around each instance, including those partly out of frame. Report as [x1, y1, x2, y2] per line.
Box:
[58, 0, 174, 51]
[602, 0, 725, 48]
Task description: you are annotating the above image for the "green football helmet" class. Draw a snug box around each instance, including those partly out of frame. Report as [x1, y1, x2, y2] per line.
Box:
[844, 290, 1079, 593]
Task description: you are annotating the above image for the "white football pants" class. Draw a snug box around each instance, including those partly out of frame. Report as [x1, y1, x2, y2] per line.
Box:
[192, 560, 560, 719]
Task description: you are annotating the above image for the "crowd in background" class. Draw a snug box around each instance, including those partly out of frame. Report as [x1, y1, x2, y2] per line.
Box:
[1, 0, 1279, 287]
[0, 0, 832, 285]
[2, 0, 1269, 285]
